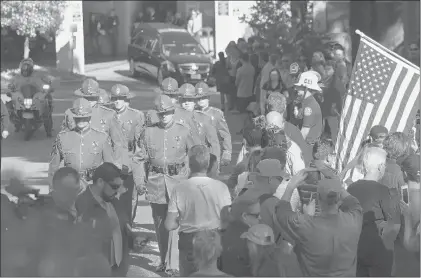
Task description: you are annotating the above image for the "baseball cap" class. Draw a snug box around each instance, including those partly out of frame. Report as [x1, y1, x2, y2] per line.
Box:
[240, 224, 275, 246]
[401, 154, 420, 182]
[316, 179, 343, 202]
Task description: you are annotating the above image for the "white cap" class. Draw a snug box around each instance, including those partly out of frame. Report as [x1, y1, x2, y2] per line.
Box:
[294, 71, 322, 92]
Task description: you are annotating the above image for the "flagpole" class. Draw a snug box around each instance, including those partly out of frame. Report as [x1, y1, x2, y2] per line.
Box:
[355, 29, 420, 71]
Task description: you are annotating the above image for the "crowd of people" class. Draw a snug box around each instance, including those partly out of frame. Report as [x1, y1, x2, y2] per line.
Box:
[1, 34, 420, 277]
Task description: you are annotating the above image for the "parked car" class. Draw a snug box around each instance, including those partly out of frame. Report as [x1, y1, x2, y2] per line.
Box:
[128, 23, 213, 86]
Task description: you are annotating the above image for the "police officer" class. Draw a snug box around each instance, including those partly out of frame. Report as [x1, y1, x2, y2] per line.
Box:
[9, 58, 47, 93]
[178, 83, 221, 163]
[195, 82, 232, 166]
[148, 78, 200, 137]
[109, 84, 145, 224]
[49, 98, 115, 191]
[132, 94, 194, 273]
[61, 78, 129, 170]
[294, 71, 323, 151]
[97, 89, 113, 109]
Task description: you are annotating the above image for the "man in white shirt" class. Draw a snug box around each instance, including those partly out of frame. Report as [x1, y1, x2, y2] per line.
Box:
[165, 145, 231, 277]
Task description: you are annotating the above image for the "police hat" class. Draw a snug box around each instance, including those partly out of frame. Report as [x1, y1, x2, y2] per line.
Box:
[154, 94, 175, 114]
[110, 84, 131, 99]
[195, 81, 215, 98]
[154, 77, 179, 96]
[71, 98, 92, 118]
[179, 83, 197, 100]
[74, 78, 104, 99]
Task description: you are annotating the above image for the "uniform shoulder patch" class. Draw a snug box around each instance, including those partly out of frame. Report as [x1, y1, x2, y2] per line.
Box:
[304, 107, 312, 116]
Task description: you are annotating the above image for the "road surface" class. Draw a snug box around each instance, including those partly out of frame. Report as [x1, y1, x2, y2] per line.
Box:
[1, 62, 419, 277]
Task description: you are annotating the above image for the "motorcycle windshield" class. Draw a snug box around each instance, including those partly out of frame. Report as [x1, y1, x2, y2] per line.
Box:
[20, 84, 38, 99]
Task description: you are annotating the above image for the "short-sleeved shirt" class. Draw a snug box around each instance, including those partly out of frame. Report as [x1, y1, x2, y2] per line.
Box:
[302, 96, 323, 143]
[266, 194, 362, 277]
[168, 176, 231, 233]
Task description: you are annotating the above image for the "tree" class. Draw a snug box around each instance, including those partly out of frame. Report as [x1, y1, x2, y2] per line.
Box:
[239, 0, 334, 58]
[1, 1, 67, 59]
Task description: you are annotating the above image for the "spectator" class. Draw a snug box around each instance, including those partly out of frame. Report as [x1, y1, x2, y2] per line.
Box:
[264, 99, 311, 165]
[241, 102, 263, 134]
[250, 53, 260, 90]
[211, 52, 231, 112]
[145, 6, 158, 22]
[311, 51, 334, 88]
[165, 10, 175, 24]
[226, 41, 241, 112]
[264, 111, 306, 175]
[106, 9, 119, 57]
[131, 12, 144, 37]
[173, 12, 185, 26]
[332, 44, 350, 98]
[76, 162, 146, 277]
[220, 194, 261, 277]
[165, 145, 231, 277]
[305, 138, 338, 185]
[235, 53, 256, 113]
[253, 51, 269, 100]
[347, 147, 396, 276]
[260, 69, 284, 113]
[381, 132, 408, 216]
[186, 9, 197, 36]
[264, 170, 363, 276]
[400, 154, 420, 256]
[228, 128, 263, 196]
[260, 54, 279, 96]
[189, 230, 231, 277]
[88, 14, 101, 55]
[277, 53, 296, 89]
[240, 224, 284, 276]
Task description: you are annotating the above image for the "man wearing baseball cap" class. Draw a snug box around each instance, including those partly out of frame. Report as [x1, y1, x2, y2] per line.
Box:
[294, 71, 323, 150]
[262, 168, 362, 276]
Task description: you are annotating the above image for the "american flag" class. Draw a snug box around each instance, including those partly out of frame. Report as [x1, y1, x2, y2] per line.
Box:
[335, 37, 420, 174]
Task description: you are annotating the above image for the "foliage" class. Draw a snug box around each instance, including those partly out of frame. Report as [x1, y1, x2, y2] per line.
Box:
[1, 1, 67, 38]
[239, 0, 334, 58]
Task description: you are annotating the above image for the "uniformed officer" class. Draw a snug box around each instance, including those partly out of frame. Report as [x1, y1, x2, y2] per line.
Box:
[195, 82, 232, 166]
[97, 89, 113, 109]
[132, 94, 194, 273]
[148, 78, 200, 139]
[61, 78, 129, 170]
[294, 71, 323, 151]
[109, 84, 145, 224]
[49, 98, 115, 191]
[178, 83, 221, 163]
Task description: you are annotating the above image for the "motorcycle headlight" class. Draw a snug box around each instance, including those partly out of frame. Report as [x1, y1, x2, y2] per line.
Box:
[42, 84, 50, 90]
[24, 98, 33, 108]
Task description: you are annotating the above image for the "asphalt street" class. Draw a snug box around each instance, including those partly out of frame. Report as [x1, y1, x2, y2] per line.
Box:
[1, 62, 419, 277]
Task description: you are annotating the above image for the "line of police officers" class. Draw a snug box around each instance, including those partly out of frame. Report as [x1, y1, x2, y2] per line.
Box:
[47, 77, 232, 274]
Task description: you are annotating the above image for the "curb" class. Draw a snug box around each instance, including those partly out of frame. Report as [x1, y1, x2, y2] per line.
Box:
[85, 60, 127, 73]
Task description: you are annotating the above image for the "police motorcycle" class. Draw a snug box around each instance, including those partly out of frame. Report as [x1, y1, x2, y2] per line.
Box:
[8, 83, 53, 140]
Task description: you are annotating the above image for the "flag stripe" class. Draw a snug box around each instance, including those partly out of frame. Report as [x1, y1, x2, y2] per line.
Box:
[335, 95, 353, 171]
[347, 102, 374, 167]
[385, 69, 414, 131]
[339, 98, 362, 168]
[397, 78, 420, 131]
[393, 75, 420, 132]
[372, 64, 403, 127]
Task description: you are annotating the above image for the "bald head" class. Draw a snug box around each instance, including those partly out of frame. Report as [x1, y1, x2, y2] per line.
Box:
[266, 111, 284, 128]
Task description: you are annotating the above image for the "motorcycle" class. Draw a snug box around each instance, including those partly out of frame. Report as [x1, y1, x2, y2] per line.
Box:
[8, 81, 53, 141]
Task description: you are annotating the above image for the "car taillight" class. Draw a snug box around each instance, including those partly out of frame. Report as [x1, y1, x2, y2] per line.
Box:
[24, 98, 33, 108]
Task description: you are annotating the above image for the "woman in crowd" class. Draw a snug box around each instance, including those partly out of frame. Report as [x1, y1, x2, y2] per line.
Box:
[260, 68, 284, 113]
[189, 230, 231, 277]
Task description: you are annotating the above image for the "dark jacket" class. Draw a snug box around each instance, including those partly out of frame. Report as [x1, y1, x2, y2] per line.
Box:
[76, 188, 133, 276]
